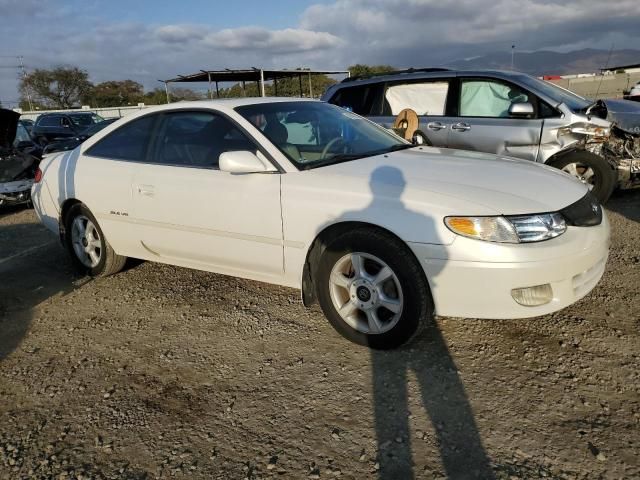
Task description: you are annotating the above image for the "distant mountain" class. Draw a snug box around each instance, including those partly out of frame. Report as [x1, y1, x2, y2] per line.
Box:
[443, 48, 640, 76]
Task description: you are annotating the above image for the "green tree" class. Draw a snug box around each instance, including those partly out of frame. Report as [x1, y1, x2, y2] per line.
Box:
[89, 80, 144, 107]
[348, 64, 397, 79]
[19, 66, 93, 108]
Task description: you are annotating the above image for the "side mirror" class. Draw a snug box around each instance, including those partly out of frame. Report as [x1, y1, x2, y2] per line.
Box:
[509, 102, 534, 117]
[219, 151, 277, 174]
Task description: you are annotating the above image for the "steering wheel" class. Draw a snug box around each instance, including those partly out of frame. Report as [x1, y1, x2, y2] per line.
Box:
[321, 137, 348, 159]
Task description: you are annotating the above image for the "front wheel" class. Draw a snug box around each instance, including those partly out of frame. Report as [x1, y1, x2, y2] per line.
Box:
[64, 203, 127, 277]
[549, 151, 616, 203]
[315, 228, 433, 349]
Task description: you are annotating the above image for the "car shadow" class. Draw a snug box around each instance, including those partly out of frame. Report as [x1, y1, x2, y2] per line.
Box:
[606, 188, 640, 223]
[330, 166, 494, 479]
[0, 224, 80, 362]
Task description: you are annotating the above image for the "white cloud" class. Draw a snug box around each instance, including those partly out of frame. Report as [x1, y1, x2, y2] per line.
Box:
[205, 27, 342, 53]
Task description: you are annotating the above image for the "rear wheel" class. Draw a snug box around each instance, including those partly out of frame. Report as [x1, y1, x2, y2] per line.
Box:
[315, 228, 432, 349]
[64, 203, 126, 277]
[549, 151, 616, 203]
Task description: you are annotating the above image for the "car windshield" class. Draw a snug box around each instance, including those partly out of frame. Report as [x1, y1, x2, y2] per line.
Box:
[13, 123, 31, 145]
[516, 75, 592, 112]
[70, 113, 104, 127]
[235, 101, 410, 170]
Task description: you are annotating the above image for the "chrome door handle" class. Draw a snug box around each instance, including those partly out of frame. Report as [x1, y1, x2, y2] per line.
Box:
[451, 122, 471, 132]
[137, 184, 155, 197]
[427, 121, 447, 131]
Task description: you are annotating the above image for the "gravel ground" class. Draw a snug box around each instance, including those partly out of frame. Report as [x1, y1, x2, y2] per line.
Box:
[0, 191, 638, 480]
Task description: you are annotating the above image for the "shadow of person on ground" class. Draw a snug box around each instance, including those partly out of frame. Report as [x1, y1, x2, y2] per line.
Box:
[606, 188, 640, 223]
[0, 224, 79, 362]
[333, 166, 494, 479]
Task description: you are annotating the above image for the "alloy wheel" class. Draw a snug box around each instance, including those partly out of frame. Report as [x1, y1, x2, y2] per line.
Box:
[328, 252, 403, 334]
[70, 215, 102, 268]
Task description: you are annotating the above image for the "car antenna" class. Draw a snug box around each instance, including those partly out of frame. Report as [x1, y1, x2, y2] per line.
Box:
[594, 43, 614, 101]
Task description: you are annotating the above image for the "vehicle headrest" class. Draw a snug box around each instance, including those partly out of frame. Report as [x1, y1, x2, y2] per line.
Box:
[264, 121, 288, 145]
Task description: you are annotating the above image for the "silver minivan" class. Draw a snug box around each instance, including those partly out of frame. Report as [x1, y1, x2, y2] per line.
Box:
[322, 69, 640, 203]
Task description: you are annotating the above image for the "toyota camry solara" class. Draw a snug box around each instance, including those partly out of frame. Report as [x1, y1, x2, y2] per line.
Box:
[32, 99, 609, 349]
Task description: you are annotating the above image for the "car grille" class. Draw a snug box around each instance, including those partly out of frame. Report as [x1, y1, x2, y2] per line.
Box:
[572, 255, 607, 298]
[560, 192, 602, 227]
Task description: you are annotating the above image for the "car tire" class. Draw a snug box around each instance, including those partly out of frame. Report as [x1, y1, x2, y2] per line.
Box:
[549, 151, 616, 203]
[64, 203, 127, 277]
[315, 227, 433, 349]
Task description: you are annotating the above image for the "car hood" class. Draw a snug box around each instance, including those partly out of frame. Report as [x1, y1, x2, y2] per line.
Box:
[599, 99, 640, 134]
[0, 108, 20, 149]
[316, 147, 588, 215]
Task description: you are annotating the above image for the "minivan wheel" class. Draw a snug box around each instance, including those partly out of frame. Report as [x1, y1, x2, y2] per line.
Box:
[549, 151, 616, 203]
[315, 228, 432, 349]
[64, 203, 127, 277]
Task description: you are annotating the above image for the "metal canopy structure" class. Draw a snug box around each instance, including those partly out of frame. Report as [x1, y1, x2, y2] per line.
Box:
[161, 68, 350, 101]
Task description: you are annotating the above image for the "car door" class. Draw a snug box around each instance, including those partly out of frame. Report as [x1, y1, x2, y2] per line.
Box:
[75, 113, 157, 257]
[131, 109, 284, 280]
[367, 78, 456, 147]
[447, 77, 543, 161]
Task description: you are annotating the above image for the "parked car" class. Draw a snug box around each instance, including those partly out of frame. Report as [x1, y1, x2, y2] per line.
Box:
[0, 109, 40, 207]
[32, 99, 609, 349]
[32, 111, 104, 144]
[43, 118, 119, 154]
[322, 68, 640, 203]
[625, 81, 640, 102]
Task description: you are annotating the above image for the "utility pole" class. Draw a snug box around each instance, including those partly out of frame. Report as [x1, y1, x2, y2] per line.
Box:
[18, 56, 34, 111]
[511, 45, 515, 71]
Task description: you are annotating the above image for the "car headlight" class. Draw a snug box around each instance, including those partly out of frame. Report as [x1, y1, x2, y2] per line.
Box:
[445, 213, 566, 243]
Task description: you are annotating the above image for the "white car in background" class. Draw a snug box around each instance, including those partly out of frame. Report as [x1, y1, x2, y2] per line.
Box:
[32, 99, 609, 349]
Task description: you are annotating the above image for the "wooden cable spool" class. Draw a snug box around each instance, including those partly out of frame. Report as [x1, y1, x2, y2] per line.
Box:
[392, 108, 419, 141]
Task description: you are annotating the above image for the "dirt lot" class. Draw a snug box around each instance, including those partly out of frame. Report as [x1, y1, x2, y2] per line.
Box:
[0, 191, 639, 480]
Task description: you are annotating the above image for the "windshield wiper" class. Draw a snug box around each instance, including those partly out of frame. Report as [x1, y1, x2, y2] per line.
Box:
[383, 143, 416, 153]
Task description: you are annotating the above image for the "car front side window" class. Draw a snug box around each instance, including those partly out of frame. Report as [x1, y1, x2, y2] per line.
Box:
[460, 80, 531, 118]
[150, 111, 257, 169]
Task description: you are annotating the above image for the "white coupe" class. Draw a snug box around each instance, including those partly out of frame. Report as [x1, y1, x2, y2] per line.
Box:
[32, 99, 609, 348]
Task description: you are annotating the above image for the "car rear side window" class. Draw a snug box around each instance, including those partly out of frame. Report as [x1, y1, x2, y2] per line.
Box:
[384, 81, 449, 116]
[149, 111, 257, 169]
[86, 115, 155, 161]
[37, 116, 60, 127]
[328, 84, 383, 116]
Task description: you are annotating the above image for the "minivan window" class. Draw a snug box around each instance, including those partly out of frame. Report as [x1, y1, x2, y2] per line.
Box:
[328, 84, 383, 116]
[460, 80, 531, 118]
[86, 115, 155, 161]
[385, 81, 449, 116]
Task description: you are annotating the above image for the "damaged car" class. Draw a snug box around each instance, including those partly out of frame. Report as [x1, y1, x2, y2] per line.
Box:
[323, 69, 640, 203]
[0, 109, 41, 207]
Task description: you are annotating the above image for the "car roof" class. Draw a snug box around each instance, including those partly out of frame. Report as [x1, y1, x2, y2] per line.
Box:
[336, 69, 529, 87]
[145, 97, 319, 111]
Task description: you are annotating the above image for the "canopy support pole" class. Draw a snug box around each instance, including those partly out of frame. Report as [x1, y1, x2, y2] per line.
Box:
[164, 81, 171, 103]
[274, 77, 278, 96]
[207, 72, 213, 99]
[259, 69, 266, 97]
[299, 74, 303, 97]
[215, 81, 220, 98]
[308, 72, 313, 98]
[242, 81, 246, 97]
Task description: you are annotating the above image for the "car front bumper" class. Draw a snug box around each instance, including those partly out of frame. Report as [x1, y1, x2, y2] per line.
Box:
[409, 212, 610, 319]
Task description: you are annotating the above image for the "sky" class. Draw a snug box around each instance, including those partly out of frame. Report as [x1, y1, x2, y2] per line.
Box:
[1, 0, 639, 107]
